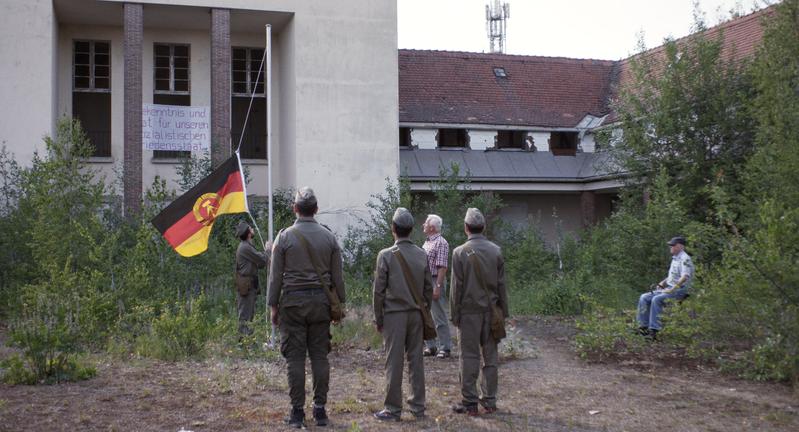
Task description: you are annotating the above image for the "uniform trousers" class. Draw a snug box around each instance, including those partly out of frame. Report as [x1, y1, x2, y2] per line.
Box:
[382, 310, 426, 416]
[279, 292, 331, 409]
[458, 310, 498, 408]
[236, 277, 259, 335]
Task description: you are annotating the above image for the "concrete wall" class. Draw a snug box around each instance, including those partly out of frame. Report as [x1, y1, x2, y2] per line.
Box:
[411, 128, 437, 149]
[580, 133, 596, 153]
[289, 0, 398, 231]
[468, 130, 495, 150]
[0, 0, 58, 163]
[530, 132, 550, 152]
[497, 192, 615, 242]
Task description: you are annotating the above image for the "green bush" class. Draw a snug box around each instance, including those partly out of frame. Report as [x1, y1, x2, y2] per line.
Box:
[7, 277, 96, 384]
[0, 353, 95, 385]
[135, 295, 212, 361]
[573, 304, 646, 361]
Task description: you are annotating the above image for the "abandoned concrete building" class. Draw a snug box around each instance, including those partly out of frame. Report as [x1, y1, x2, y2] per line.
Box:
[0, 0, 399, 233]
[0, 0, 770, 238]
[398, 6, 769, 240]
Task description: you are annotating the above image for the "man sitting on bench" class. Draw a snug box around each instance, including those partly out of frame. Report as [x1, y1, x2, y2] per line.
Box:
[637, 236, 694, 339]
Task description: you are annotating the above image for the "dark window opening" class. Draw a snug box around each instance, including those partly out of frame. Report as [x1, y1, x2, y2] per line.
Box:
[73, 93, 111, 157]
[73, 40, 111, 157]
[437, 128, 468, 148]
[231, 47, 267, 159]
[153, 43, 191, 159]
[550, 132, 579, 156]
[493, 67, 507, 78]
[232, 97, 267, 159]
[496, 130, 527, 149]
[399, 127, 412, 147]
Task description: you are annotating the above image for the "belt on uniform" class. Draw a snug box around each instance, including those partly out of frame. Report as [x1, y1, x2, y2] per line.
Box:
[284, 287, 325, 296]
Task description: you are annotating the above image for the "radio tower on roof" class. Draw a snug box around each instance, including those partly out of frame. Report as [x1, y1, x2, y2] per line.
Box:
[486, 0, 510, 54]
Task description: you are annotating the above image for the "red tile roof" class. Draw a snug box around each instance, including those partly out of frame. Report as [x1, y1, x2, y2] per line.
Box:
[399, 50, 617, 128]
[399, 5, 775, 129]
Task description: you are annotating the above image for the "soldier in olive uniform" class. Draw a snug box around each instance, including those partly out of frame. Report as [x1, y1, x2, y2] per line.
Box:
[372, 208, 433, 422]
[450, 208, 508, 416]
[235, 221, 271, 336]
[267, 187, 345, 428]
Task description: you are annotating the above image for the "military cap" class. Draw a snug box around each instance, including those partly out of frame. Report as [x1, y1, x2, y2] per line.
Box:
[667, 236, 686, 246]
[294, 186, 318, 207]
[236, 221, 251, 238]
[464, 207, 485, 227]
[392, 207, 414, 229]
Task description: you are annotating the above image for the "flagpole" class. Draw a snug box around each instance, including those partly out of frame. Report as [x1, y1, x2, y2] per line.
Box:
[266, 24, 274, 243]
[265, 24, 278, 349]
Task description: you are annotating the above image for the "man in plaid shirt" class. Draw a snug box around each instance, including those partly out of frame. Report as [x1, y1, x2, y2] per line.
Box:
[422, 214, 453, 358]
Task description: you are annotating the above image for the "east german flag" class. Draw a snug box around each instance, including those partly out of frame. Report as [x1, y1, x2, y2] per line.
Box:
[152, 155, 248, 257]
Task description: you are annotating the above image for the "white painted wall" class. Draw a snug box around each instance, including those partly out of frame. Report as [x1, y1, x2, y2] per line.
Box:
[0, 0, 57, 163]
[412, 128, 437, 150]
[530, 132, 550, 152]
[286, 0, 398, 232]
[580, 133, 596, 153]
[468, 130, 495, 150]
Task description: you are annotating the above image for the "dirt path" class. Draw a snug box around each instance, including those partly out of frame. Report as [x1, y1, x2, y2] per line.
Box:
[1, 317, 797, 431]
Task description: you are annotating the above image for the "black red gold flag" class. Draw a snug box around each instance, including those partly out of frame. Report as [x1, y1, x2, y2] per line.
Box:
[152, 155, 248, 257]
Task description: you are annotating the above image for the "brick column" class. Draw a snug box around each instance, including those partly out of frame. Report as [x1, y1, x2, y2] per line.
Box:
[580, 191, 596, 228]
[210, 8, 231, 167]
[123, 3, 143, 217]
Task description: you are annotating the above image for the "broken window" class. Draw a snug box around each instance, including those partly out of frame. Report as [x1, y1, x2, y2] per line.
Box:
[496, 130, 527, 149]
[231, 47, 267, 159]
[153, 43, 191, 159]
[437, 128, 469, 148]
[399, 127, 412, 147]
[549, 131, 579, 156]
[73, 40, 111, 157]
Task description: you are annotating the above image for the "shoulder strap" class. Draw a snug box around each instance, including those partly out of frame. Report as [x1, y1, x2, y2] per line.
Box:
[292, 229, 330, 292]
[391, 247, 427, 310]
[464, 245, 492, 300]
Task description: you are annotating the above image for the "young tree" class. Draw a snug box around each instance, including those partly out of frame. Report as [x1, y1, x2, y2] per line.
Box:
[612, 17, 756, 220]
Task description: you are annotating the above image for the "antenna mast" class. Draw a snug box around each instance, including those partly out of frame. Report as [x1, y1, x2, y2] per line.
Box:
[485, 0, 510, 53]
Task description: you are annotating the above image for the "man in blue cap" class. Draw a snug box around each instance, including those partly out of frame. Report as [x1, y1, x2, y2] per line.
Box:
[637, 236, 694, 339]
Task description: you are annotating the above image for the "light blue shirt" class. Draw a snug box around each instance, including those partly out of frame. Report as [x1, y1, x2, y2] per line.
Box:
[666, 250, 694, 290]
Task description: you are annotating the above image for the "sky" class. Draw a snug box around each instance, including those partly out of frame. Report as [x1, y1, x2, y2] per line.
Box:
[397, 0, 767, 60]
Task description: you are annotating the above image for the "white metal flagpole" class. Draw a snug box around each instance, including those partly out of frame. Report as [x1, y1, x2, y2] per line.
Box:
[265, 24, 278, 349]
[266, 24, 274, 243]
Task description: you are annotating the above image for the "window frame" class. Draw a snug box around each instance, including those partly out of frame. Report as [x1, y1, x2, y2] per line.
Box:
[73, 39, 111, 93]
[232, 46, 265, 97]
[153, 43, 191, 95]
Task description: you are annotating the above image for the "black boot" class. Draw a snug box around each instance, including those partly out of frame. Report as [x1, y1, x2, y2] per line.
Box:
[313, 405, 329, 427]
[647, 328, 659, 341]
[284, 407, 305, 429]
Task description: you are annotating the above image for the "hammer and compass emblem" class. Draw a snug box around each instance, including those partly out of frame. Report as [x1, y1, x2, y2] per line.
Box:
[193, 193, 220, 226]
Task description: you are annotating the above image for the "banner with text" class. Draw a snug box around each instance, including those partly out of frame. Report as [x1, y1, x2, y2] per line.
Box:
[142, 104, 210, 152]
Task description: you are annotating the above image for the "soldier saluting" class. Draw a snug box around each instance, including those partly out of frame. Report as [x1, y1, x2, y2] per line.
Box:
[267, 187, 346, 428]
[372, 208, 433, 422]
